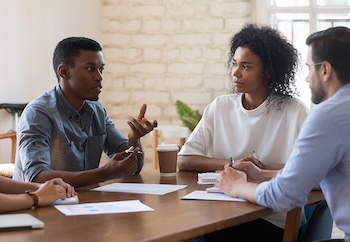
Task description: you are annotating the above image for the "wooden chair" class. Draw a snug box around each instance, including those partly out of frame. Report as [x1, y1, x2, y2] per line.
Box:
[283, 199, 333, 242]
[0, 103, 27, 177]
[298, 200, 333, 242]
[0, 131, 17, 177]
[151, 125, 190, 169]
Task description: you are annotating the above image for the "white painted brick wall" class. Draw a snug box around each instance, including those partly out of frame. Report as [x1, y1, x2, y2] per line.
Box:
[100, 0, 252, 165]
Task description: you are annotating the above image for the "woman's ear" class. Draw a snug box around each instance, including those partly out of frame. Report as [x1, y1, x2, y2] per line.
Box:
[264, 71, 271, 79]
[264, 72, 272, 88]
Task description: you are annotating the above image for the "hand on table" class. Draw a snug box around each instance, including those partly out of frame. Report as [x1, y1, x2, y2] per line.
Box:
[105, 146, 141, 179]
[215, 165, 247, 197]
[36, 178, 75, 206]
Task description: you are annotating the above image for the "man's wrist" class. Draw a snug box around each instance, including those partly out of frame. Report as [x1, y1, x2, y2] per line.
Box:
[128, 139, 139, 148]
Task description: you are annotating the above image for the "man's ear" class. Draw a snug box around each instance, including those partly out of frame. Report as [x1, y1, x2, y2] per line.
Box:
[58, 64, 69, 79]
[321, 61, 331, 82]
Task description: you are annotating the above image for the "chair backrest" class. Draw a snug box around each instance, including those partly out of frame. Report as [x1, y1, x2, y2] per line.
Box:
[151, 125, 190, 170]
[298, 200, 333, 242]
[0, 131, 17, 178]
[0, 132, 16, 163]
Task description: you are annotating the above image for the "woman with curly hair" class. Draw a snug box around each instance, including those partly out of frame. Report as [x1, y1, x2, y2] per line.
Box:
[178, 24, 309, 241]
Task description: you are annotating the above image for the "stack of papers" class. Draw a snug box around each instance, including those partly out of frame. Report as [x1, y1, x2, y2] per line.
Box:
[197, 172, 220, 184]
[53, 184, 187, 216]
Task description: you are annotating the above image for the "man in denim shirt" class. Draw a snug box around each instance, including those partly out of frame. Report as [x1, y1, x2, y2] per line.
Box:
[13, 37, 157, 188]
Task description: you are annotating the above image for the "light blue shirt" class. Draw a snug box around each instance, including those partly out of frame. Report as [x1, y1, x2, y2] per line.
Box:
[13, 85, 128, 182]
[256, 84, 350, 240]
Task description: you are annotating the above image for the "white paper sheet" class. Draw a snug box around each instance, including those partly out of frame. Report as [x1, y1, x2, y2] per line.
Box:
[54, 200, 154, 216]
[91, 183, 187, 195]
[181, 190, 246, 202]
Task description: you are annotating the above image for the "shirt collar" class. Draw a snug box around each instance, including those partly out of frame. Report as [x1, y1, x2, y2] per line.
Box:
[239, 93, 268, 115]
[55, 85, 93, 118]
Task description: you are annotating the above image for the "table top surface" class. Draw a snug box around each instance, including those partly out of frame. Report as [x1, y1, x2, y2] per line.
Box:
[0, 170, 322, 242]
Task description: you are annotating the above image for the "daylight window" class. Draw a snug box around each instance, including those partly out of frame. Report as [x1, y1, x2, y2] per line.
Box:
[264, 0, 350, 107]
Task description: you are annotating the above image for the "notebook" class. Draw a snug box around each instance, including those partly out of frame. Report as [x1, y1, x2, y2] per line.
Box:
[197, 172, 220, 184]
[0, 214, 44, 231]
[206, 186, 224, 193]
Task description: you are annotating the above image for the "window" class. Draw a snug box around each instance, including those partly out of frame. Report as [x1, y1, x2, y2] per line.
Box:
[254, 0, 350, 107]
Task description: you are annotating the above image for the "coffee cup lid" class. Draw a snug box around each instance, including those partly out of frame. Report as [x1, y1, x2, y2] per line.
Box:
[156, 143, 179, 151]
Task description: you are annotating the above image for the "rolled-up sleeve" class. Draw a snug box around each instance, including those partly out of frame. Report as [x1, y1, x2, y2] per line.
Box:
[16, 104, 52, 181]
[255, 105, 343, 212]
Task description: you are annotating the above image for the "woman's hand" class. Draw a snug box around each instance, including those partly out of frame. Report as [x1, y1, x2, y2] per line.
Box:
[36, 178, 75, 206]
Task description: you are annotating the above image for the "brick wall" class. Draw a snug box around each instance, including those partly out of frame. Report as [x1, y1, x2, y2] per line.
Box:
[100, 0, 252, 165]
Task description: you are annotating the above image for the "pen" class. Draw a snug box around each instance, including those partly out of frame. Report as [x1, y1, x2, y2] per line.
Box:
[229, 157, 234, 167]
[252, 150, 263, 168]
[124, 149, 143, 155]
[252, 150, 257, 159]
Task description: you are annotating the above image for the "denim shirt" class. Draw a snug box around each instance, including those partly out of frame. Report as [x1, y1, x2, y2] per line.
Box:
[13, 85, 128, 182]
[256, 84, 350, 240]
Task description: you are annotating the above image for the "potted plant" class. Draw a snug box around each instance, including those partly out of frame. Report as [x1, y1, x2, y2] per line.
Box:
[175, 100, 202, 132]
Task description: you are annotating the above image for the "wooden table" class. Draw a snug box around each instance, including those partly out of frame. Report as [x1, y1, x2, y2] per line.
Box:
[0, 170, 324, 242]
[0, 170, 277, 242]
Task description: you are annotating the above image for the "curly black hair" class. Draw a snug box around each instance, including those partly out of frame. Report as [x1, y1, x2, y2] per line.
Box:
[227, 24, 300, 107]
[53, 37, 102, 82]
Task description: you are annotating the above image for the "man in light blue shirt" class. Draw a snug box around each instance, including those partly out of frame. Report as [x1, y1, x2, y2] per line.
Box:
[13, 37, 157, 188]
[215, 26, 350, 241]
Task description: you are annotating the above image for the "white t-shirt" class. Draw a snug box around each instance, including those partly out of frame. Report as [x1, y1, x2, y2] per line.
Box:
[179, 93, 309, 228]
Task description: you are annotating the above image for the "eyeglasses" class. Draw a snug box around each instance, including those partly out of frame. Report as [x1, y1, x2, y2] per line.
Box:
[305, 62, 323, 81]
[305, 62, 323, 71]
[306, 62, 322, 68]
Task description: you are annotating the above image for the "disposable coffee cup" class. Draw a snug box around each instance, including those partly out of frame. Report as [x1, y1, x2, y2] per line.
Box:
[156, 143, 179, 177]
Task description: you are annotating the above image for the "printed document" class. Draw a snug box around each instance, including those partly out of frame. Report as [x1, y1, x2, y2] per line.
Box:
[182, 190, 246, 202]
[91, 183, 187, 195]
[54, 200, 154, 216]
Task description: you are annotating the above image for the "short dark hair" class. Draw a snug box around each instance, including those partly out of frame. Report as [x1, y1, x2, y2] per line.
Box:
[228, 24, 300, 101]
[52, 37, 102, 82]
[306, 26, 350, 84]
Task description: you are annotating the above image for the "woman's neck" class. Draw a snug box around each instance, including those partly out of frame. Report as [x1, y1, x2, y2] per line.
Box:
[242, 92, 269, 110]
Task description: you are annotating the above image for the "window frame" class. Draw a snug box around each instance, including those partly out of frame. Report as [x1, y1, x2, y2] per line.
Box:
[252, 0, 350, 107]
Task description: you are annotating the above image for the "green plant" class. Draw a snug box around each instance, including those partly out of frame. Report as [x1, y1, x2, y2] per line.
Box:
[175, 100, 202, 132]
